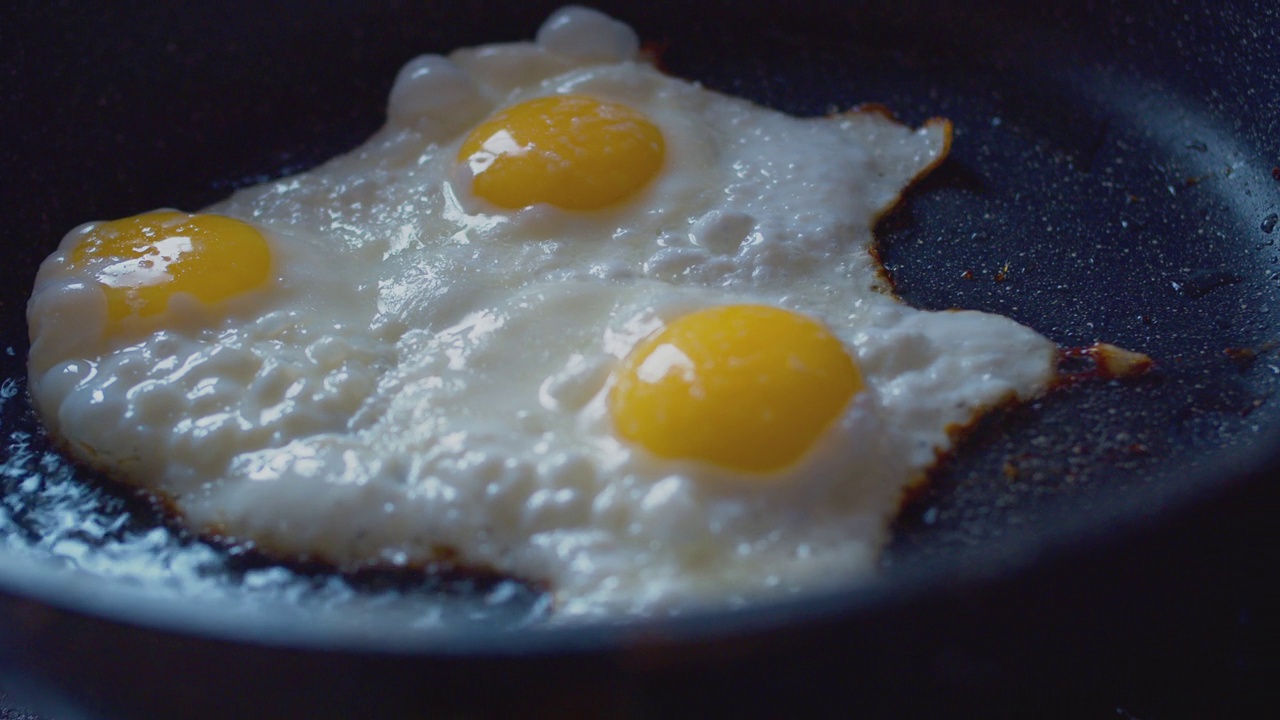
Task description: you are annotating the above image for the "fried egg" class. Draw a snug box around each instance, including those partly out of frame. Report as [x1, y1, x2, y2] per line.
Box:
[26, 6, 1057, 618]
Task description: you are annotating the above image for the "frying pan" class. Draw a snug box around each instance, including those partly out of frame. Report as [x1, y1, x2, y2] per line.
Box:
[1, 0, 1277, 716]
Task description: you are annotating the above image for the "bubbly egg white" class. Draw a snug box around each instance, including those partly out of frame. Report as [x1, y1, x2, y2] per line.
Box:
[27, 6, 1057, 618]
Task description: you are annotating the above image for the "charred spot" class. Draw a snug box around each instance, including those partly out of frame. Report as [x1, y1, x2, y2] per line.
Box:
[1058, 343, 1156, 385]
[639, 40, 670, 71]
[1224, 347, 1258, 371]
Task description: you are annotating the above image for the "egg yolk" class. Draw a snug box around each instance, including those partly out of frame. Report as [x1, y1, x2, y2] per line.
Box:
[70, 211, 271, 323]
[458, 94, 665, 211]
[610, 305, 864, 473]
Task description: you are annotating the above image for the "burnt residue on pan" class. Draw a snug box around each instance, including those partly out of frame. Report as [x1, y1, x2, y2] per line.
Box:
[3, 0, 1280, 636]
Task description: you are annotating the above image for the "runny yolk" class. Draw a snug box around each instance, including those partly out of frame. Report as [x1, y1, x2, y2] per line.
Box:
[457, 94, 665, 211]
[609, 304, 865, 474]
[70, 211, 271, 323]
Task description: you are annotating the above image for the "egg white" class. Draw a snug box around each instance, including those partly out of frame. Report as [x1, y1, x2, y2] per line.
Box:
[27, 6, 1056, 618]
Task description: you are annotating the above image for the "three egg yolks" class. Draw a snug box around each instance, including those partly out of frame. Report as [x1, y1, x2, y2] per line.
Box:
[74, 107, 856, 473]
[70, 211, 271, 323]
[610, 305, 865, 473]
[458, 95, 665, 211]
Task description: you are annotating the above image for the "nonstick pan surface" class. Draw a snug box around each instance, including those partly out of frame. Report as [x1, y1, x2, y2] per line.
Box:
[1, 0, 1278, 716]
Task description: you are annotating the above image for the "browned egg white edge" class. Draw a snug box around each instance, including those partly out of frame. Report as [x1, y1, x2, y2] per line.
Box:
[854, 105, 953, 301]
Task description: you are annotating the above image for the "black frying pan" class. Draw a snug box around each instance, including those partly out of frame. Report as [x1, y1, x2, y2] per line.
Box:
[1, 0, 1277, 716]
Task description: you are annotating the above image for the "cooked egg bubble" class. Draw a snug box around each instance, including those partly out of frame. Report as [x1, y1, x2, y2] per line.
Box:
[27, 6, 1057, 618]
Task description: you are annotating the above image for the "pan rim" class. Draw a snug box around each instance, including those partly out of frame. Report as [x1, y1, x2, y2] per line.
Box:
[3, 418, 1276, 657]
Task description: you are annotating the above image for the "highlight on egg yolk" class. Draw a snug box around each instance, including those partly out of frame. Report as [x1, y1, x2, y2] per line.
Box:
[609, 305, 864, 473]
[70, 211, 271, 323]
[458, 94, 665, 211]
